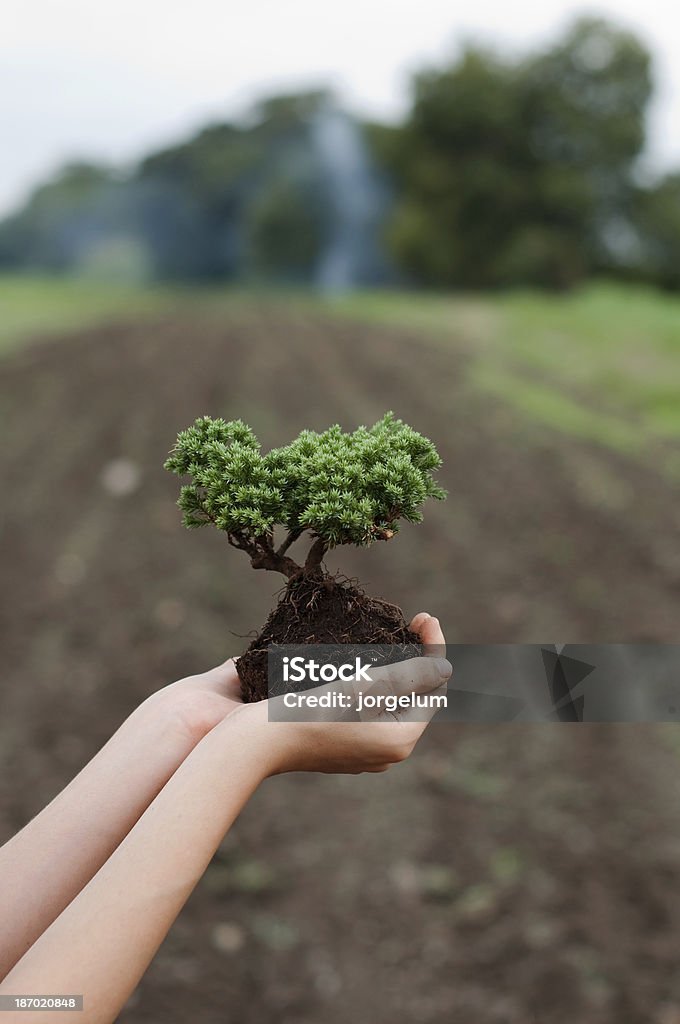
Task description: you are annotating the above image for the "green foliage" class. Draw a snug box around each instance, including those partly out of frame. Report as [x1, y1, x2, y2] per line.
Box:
[0, 92, 331, 283]
[4, 18, 680, 291]
[165, 413, 445, 572]
[332, 283, 680, 473]
[0, 162, 121, 273]
[630, 174, 680, 290]
[246, 177, 323, 280]
[0, 274, 172, 355]
[382, 17, 653, 289]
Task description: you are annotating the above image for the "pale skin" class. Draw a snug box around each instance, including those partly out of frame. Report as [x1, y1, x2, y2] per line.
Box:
[0, 613, 449, 1023]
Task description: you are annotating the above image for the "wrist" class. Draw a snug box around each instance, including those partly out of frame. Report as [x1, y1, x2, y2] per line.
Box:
[216, 701, 296, 779]
[135, 688, 215, 749]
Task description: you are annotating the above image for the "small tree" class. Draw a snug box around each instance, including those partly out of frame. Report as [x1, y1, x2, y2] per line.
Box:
[165, 412, 445, 700]
[165, 412, 445, 577]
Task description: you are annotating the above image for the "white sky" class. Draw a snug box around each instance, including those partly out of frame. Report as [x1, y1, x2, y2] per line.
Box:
[1, 0, 679, 215]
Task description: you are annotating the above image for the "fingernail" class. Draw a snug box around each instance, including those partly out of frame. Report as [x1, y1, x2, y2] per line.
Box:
[437, 658, 452, 678]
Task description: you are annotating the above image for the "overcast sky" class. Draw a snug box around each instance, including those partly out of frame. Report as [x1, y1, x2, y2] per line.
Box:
[1, 0, 679, 216]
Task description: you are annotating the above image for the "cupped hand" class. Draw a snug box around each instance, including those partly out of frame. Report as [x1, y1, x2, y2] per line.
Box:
[149, 657, 244, 743]
[248, 612, 451, 776]
[149, 611, 450, 767]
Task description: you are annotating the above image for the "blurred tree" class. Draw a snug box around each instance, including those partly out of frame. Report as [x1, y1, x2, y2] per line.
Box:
[382, 17, 653, 289]
[0, 163, 126, 272]
[2, 19, 680, 290]
[376, 48, 527, 287]
[628, 174, 680, 289]
[246, 177, 323, 281]
[137, 123, 258, 279]
[0, 93, 332, 284]
[521, 17, 652, 280]
[136, 93, 329, 281]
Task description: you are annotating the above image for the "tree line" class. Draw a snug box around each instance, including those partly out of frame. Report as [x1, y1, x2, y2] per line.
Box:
[1, 16, 679, 290]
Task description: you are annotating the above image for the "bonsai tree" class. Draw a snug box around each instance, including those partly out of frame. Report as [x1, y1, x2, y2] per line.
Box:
[165, 412, 445, 701]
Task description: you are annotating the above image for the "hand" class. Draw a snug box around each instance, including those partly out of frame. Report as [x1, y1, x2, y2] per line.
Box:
[145, 658, 244, 744]
[355, 611, 448, 723]
[243, 612, 451, 776]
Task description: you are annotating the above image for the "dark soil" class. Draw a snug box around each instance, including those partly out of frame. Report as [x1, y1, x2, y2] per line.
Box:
[236, 572, 421, 702]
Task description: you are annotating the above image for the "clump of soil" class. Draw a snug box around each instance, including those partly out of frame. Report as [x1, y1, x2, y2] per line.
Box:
[236, 573, 421, 703]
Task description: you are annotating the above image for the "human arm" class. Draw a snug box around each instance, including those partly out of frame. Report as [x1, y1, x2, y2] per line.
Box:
[0, 659, 243, 979]
[0, 615, 449, 1022]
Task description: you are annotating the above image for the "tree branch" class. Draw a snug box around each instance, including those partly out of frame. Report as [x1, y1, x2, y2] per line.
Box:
[227, 531, 301, 578]
[276, 527, 304, 557]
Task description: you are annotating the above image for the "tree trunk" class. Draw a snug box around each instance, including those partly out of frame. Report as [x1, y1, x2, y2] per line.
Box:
[304, 536, 327, 573]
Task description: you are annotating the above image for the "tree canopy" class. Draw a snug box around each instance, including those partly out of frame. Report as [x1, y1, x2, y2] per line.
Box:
[165, 413, 446, 576]
[380, 17, 653, 289]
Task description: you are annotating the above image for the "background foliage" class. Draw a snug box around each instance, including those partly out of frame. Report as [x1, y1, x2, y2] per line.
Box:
[1, 16, 680, 291]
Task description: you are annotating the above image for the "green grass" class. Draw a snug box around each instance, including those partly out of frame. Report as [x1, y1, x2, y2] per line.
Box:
[0, 275, 177, 355]
[328, 282, 680, 456]
[1, 274, 678, 468]
[0, 274, 272, 356]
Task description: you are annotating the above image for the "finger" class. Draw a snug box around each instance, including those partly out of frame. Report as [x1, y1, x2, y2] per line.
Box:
[198, 658, 241, 698]
[397, 681, 449, 724]
[367, 653, 452, 699]
[409, 613, 446, 660]
[409, 611, 432, 635]
[417, 610, 448, 643]
[356, 654, 451, 723]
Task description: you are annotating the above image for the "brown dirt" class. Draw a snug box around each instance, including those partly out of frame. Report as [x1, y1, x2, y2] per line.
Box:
[0, 303, 679, 1023]
[236, 572, 420, 702]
